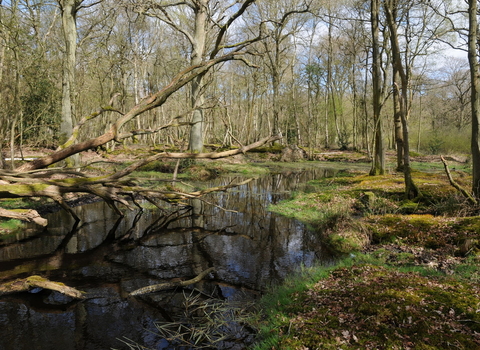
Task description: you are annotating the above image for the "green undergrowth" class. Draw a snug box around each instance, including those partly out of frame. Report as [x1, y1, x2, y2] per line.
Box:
[269, 168, 475, 254]
[254, 255, 480, 350]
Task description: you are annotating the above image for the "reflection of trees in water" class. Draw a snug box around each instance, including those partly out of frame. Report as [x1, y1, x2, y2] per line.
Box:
[1, 169, 338, 284]
[0, 168, 340, 350]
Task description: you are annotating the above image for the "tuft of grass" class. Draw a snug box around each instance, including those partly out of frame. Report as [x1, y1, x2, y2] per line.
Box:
[119, 290, 258, 349]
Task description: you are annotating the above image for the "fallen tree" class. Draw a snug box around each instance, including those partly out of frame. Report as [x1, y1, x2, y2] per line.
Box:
[130, 267, 216, 296]
[0, 134, 280, 223]
[0, 24, 281, 225]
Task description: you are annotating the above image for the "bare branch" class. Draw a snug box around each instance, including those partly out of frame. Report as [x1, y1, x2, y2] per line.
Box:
[130, 267, 215, 296]
[210, 0, 256, 58]
[15, 51, 249, 172]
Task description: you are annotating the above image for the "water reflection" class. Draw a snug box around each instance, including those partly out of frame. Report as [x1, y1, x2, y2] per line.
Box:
[0, 167, 338, 350]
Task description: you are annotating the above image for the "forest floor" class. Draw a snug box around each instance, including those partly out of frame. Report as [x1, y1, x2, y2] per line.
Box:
[252, 149, 480, 350]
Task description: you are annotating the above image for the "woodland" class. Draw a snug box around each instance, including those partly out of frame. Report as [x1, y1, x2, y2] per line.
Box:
[0, 0, 479, 221]
[2, 1, 480, 348]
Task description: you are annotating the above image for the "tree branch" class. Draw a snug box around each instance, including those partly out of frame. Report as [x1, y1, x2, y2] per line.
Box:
[15, 51, 249, 172]
[441, 156, 477, 206]
[0, 275, 84, 299]
[130, 267, 215, 296]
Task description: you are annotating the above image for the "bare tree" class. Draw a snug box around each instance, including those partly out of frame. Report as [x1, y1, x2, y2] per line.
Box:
[467, 0, 480, 200]
[369, 0, 385, 175]
[384, 0, 419, 198]
[0, 0, 276, 223]
[252, 0, 311, 144]
[127, 0, 257, 152]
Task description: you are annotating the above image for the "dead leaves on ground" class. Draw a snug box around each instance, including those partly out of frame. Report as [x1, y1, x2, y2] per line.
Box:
[281, 265, 480, 349]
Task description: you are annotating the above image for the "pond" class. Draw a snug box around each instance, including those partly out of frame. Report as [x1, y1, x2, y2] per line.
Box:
[0, 166, 341, 350]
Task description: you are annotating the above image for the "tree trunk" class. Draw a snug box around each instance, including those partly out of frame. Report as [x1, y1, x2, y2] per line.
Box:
[384, 0, 419, 199]
[59, 0, 79, 166]
[468, 0, 480, 200]
[59, 0, 76, 143]
[188, 0, 207, 153]
[393, 69, 404, 171]
[369, 0, 385, 175]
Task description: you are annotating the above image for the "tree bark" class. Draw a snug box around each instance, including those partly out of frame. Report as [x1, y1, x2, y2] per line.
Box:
[468, 0, 480, 200]
[0, 275, 84, 299]
[58, 0, 80, 167]
[393, 68, 404, 171]
[130, 267, 215, 296]
[369, 0, 385, 175]
[384, 0, 419, 199]
[441, 156, 477, 206]
[188, 0, 208, 153]
[0, 208, 47, 226]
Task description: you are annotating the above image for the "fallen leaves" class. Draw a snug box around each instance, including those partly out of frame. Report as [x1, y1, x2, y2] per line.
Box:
[279, 265, 480, 349]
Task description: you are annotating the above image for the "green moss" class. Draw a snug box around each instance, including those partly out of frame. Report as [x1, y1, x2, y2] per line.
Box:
[367, 214, 440, 244]
[452, 216, 480, 234]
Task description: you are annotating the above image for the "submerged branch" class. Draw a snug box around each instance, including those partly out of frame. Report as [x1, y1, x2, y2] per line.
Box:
[130, 267, 215, 296]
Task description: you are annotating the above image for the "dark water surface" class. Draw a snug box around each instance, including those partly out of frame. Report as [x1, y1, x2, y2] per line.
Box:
[0, 167, 339, 350]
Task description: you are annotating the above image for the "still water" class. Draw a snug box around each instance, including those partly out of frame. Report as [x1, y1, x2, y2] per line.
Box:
[0, 167, 339, 350]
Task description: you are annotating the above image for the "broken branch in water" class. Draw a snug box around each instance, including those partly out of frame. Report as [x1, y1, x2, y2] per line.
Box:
[0, 275, 85, 299]
[130, 267, 215, 296]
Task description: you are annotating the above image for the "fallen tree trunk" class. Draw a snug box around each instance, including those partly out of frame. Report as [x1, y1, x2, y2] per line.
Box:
[15, 52, 251, 173]
[130, 267, 215, 296]
[0, 275, 84, 299]
[0, 136, 279, 224]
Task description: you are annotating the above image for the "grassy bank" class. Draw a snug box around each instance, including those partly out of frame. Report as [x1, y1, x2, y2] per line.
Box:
[255, 164, 480, 349]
